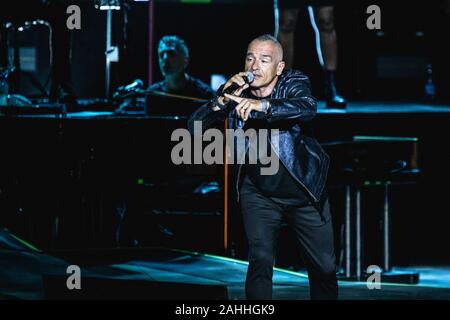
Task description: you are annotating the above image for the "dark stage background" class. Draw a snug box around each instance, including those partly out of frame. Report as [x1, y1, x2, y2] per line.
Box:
[1, 0, 450, 269]
[50, 0, 449, 102]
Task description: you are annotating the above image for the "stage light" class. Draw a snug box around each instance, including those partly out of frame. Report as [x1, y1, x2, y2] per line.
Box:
[94, 0, 121, 10]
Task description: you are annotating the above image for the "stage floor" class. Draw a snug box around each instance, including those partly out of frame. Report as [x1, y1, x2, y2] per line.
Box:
[1, 231, 450, 300]
[317, 100, 450, 114]
[1, 100, 450, 300]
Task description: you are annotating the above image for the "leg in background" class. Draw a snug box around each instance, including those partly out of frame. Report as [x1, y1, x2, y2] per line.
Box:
[313, 6, 346, 108]
[277, 8, 299, 69]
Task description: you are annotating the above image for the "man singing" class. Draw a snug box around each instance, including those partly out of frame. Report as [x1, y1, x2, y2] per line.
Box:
[188, 34, 338, 300]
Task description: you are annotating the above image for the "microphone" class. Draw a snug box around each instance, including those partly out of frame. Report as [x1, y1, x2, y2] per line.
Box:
[113, 79, 144, 99]
[221, 72, 254, 96]
[121, 79, 143, 92]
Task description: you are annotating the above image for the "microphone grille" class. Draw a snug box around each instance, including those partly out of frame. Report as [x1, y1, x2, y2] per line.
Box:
[245, 72, 254, 83]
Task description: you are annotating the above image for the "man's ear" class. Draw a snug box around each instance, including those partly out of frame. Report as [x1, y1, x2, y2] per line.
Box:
[276, 61, 286, 76]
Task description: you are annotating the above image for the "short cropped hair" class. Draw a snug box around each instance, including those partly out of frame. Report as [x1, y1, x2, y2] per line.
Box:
[250, 34, 284, 61]
[158, 35, 189, 58]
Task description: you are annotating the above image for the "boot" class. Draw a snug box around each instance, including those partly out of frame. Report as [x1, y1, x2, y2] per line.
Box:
[325, 69, 346, 109]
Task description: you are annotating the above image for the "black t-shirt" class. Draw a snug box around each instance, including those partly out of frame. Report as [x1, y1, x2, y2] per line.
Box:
[241, 93, 311, 207]
[146, 75, 213, 117]
[244, 144, 311, 207]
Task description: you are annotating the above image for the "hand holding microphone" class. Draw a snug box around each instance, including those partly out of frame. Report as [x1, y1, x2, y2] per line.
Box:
[217, 71, 254, 105]
[212, 71, 266, 121]
[221, 71, 254, 96]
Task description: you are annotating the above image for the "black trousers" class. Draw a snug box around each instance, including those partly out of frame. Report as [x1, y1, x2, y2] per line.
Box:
[240, 177, 338, 300]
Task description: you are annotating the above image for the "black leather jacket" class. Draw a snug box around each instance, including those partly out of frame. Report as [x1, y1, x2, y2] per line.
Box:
[188, 69, 329, 206]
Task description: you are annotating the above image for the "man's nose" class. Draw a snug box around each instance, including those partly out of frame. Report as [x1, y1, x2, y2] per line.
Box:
[250, 61, 260, 71]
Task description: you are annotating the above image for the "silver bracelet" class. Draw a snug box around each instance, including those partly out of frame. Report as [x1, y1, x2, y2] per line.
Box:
[261, 99, 269, 113]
